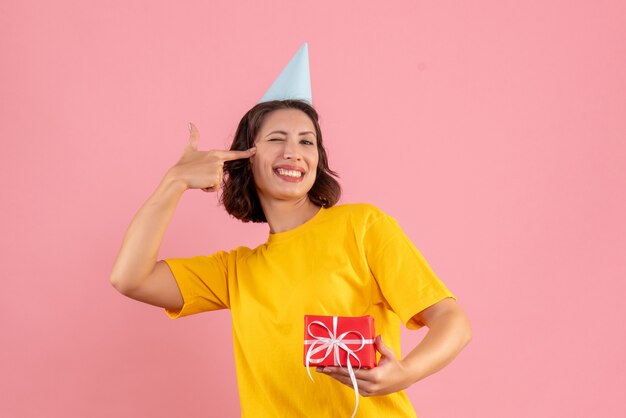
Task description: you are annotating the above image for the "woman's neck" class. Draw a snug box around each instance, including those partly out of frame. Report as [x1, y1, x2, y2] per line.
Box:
[260, 197, 321, 234]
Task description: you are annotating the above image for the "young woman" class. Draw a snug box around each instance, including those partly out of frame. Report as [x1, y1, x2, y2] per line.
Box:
[110, 99, 472, 417]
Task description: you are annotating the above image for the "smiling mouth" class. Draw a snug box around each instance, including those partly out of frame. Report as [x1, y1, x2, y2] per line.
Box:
[274, 168, 304, 178]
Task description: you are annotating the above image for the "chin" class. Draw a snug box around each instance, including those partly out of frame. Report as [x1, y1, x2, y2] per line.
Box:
[269, 186, 313, 201]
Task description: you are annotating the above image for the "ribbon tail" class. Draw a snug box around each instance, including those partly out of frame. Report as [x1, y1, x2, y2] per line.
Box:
[346, 360, 359, 418]
[305, 347, 315, 382]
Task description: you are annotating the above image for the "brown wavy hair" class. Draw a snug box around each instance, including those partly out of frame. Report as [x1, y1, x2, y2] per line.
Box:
[220, 100, 341, 223]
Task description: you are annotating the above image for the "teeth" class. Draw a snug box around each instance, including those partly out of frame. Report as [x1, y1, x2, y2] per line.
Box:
[276, 168, 303, 178]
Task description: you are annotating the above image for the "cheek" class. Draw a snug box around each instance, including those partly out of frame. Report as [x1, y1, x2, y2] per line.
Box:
[252, 156, 275, 181]
[311, 153, 320, 171]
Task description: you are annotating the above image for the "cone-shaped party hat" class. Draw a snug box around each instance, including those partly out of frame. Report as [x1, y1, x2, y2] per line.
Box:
[259, 42, 312, 104]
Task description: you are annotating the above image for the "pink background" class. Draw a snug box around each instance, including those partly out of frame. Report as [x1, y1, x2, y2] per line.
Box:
[2, 1, 625, 417]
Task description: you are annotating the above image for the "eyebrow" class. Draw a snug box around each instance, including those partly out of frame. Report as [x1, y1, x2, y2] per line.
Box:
[265, 130, 316, 138]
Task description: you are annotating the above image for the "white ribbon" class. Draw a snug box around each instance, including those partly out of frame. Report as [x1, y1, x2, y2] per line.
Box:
[305, 316, 374, 418]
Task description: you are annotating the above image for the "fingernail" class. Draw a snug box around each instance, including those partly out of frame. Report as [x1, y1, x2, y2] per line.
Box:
[188, 122, 192, 132]
[250, 147, 257, 152]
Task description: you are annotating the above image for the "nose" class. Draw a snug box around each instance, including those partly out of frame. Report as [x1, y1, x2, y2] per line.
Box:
[282, 140, 302, 161]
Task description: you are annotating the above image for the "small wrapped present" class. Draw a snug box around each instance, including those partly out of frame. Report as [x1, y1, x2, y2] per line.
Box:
[303, 315, 377, 369]
[304, 315, 377, 418]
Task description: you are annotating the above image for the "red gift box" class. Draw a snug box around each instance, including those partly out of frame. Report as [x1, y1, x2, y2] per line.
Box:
[303, 315, 377, 369]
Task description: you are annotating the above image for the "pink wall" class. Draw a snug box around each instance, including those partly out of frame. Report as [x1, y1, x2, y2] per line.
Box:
[2, 1, 625, 416]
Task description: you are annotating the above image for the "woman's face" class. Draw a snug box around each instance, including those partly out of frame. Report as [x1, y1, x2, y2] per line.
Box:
[250, 108, 319, 204]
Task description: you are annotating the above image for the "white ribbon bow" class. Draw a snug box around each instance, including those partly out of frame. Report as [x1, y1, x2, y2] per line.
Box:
[305, 316, 374, 418]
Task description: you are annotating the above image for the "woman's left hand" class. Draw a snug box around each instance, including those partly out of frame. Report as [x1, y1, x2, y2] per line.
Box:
[316, 335, 414, 397]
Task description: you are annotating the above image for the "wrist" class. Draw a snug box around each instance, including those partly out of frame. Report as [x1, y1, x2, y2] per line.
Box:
[162, 168, 188, 194]
[399, 356, 425, 386]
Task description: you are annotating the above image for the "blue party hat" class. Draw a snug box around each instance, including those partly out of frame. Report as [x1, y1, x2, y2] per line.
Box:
[259, 42, 312, 105]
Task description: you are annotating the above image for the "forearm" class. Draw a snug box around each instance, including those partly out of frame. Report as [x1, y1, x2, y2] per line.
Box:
[317, 305, 472, 396]
[109, 171, 187, 291]
[401, 309, 472, 384]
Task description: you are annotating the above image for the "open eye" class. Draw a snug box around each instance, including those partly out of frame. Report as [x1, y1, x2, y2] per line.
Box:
[300, 139, 315, 146]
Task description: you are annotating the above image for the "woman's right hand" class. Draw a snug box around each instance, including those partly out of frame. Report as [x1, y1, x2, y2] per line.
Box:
[167, 122, 256, 192]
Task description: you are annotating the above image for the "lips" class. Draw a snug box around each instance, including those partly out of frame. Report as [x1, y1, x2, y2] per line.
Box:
[273, 165, 306, 182]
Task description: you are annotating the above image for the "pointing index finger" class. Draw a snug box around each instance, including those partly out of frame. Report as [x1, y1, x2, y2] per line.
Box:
[215, 147, 257, 161]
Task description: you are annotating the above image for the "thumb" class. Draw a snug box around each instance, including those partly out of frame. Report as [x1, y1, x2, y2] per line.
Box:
[186, 122, 199, 151]
[375, 335, 395, 359]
